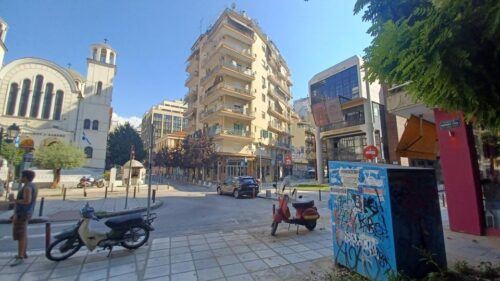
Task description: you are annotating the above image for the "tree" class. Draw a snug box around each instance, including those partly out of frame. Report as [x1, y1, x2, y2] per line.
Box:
[0, 142, 23, 166]
[354, 0, 500, 129]
[34, 143, 86, 188]
[106, 123, 146, 169]
[181, 131, 216, 180]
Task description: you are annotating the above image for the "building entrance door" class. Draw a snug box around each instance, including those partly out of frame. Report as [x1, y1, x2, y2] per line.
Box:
[226, 160, 247, 177]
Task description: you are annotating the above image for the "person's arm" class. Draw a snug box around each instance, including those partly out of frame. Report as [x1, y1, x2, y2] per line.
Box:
[14, 186, 32, 205]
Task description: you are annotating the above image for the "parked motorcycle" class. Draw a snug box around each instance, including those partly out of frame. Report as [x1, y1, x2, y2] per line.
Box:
[46, 203, 156, 261]
[271, 184, 320, 236]
[77, 176, 105, 188]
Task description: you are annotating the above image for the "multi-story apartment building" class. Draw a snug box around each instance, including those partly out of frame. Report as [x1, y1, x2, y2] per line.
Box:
[141, 100, 188, 150]
[309, 56, 389, 180]
[293, 97, 317, 170]
[184, 8, 293, 182]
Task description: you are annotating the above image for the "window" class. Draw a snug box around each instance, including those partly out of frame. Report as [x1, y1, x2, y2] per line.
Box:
[92, 120, 99, 130]
[109, 52, 115, 64]
[84, 147, 93, 159]
[6, 83, 18, 116]
[260, 129, 269, 139]
[100, 49, 107, 63]
[53, 90, 64, 120]
[164, 115, 172, 134]
[96, 81, 102, 95]
[262, 94, 266, 102]
[83, 119, 91, 129]
[92, 48, 97, 60]
[30, 75, 44, 118]
[18, 79, 31, 116]
[41, 83, 54, 119]
[173, 116, 182, 132]
[182, 118, 188, 130]
[262, 77, 266, 89]
[261, 111, 266, 119]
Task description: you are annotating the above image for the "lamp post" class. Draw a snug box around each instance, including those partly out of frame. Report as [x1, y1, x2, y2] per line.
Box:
[0, 123, 20, 195]
[257, 138, 262, 182]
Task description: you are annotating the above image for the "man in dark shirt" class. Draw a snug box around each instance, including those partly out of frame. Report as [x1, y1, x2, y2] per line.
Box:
[9, 170, 37, 266]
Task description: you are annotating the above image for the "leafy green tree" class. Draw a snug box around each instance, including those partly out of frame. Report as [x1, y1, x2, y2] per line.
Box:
[181, 131, 216, 179]
[0, 142, 23, 166]
[34, 143, 86, 188]
[354, 0, 500, 129]
[106, 123, 145, 169]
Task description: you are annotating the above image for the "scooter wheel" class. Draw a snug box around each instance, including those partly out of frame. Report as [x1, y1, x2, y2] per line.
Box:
[305, 221, 316, 231]
[271, 221, 278, 236]
[46, 237, 82, 261]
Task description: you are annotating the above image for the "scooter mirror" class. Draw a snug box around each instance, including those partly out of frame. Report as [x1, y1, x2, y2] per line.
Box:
[272, 184, 277, 188]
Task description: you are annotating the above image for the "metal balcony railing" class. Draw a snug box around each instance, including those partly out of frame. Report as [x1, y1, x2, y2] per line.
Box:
[319, 118, 365, 132]
[201, 104, 254, 119]
[207, 125, 253, 138]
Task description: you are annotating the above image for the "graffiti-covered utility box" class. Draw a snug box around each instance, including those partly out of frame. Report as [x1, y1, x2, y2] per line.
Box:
[329, 161, 446, 280]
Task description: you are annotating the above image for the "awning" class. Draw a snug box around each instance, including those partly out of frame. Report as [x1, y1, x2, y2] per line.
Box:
[396, 115, 438, 160]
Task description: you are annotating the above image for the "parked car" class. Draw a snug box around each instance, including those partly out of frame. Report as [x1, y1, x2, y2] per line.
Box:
[217, 176, 259, 198]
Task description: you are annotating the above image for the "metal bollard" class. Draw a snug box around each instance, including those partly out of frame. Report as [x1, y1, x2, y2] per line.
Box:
[104, 184, 108, 199]
[63, 187, 67, 201]
[39, 197, 45, 217]
[272, 204, 276, 215]
[152, 189, 156, 203]
[45, 222, 51, 252]
[133, 185, 137, 198]
[319, 189, 322, 201]
[253, 188, 256, 199]
[84, 187, 87, 197]
[111, 183, 114, 192]
[61, 184, 65, 195]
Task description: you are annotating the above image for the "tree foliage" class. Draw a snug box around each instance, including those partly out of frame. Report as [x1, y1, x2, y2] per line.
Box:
[355, 0, 500, 129]
[181, 132, 217, 170]
[0, 142, 23, 166]
[34, 142, 86, 187]
[106, 123, 146, 169]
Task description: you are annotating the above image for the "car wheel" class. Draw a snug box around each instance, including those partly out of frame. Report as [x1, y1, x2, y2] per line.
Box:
[217, 187, 222, 195]
[233, 189, 239, 199]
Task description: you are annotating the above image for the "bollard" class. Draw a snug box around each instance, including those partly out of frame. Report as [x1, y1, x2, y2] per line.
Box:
[39, 197, 45, 217]
[319, 189, 322, 201]
[63, 187, 67, 201]
[104, 184, 108, 199]
[152, 189, 156, 203]
[45, 222, 51, 252]
[253, 188, 256, 199]
[272, 204, 276, 215]
[111, 183, 114, 192]
[133, 185, 137, 198]
[441, 193, 446, 207]
[61, 184, 65, 195]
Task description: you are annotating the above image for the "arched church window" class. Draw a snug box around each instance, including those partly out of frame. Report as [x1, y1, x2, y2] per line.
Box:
[100, 49, 107, 63]
[96, 81, 102, 95]
[6, 83, 18, 116]
[42, 83, 54, 119]
[84, 119, 91, 129]
[53, 90, 64, 120]
[30, 75, 44, 118]
[92, 48, 97, 60]
[92, 120, 99, 131]
[84, 147, 93, 158]
[110, 52, 115, 64]
[18, 79, 31, 116]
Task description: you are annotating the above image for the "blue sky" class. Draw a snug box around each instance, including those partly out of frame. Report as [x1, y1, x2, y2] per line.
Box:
[1, 0, 371, 121]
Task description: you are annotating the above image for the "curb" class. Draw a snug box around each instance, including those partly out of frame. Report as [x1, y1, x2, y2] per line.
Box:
[0, 200, 164, 224]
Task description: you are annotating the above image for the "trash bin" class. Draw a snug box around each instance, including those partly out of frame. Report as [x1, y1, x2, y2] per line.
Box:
[328, 161, 446, 280]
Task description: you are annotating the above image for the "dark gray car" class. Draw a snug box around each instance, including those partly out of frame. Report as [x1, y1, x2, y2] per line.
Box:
[217, 176, 259, 198]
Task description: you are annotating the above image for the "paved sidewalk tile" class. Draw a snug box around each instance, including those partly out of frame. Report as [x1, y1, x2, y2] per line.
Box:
[216, 255, 239, 266]
[242, 260, 269, 272]
[194, 258, 218, 270]
[143, 264, 170, 279]
[226, 273, 254, 281]
[171, 261, 195, 274]
[236, 252, 259, 262]
[171, 271, 197, 281]
[196, 267, 224, 281]
[221, 263, 247, 277]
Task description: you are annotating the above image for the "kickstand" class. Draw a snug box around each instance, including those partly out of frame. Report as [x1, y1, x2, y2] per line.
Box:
[106, 246, 113, 257]
[296, 225, 299, 235]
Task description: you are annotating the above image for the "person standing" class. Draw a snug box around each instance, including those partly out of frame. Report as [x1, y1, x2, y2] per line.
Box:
[9, 170, 37, 266]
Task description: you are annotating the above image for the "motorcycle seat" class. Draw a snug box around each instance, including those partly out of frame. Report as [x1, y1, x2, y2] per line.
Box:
[292, 199, 314, 209]
[105, 214, 143, 229]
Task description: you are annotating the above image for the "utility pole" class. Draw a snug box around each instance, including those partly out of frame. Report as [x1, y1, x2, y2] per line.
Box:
[147, 122, 154, 219]
[125, 145, 134, 209]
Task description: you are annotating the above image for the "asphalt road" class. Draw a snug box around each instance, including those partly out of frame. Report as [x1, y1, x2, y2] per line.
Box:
[0, 190, 279, 255]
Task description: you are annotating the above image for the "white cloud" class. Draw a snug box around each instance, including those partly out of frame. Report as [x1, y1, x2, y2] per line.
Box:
[112, 112, 141, 129]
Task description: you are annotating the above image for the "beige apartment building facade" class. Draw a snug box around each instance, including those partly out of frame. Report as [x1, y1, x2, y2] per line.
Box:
[141, 100, 188, 151]
[184, 8, 293, 182]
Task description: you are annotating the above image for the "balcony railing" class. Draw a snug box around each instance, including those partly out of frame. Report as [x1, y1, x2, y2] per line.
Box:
[200, 104, 254, 119]
[204, 38, 254, 64]
[201, 61, 254, 85]
[319, 118, 365, 132]
[206, 82, 252, 98]
[207, 125, 253, 138]
[269, 120, 284, 131]
[269, 139, 291, 149]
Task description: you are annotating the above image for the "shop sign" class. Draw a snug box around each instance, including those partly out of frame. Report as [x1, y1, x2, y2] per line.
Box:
[439, 118, 461, 130]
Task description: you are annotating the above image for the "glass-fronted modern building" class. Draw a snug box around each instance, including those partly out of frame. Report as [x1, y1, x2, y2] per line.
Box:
[309, 56, 389, 179]
[141, 100, 188, 149]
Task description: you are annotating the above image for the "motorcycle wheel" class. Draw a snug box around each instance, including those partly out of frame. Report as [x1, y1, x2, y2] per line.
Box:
[271, 221, 278, 236]
[97, 182, 104, 188]
[121, 226, 149, 250]
[46, 237, 82, 261]
[305, 221, 316, 231]
[217, 187, 222, 195]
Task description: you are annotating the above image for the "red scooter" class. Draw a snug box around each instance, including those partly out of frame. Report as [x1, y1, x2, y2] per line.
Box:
[271, 184, 320, 236]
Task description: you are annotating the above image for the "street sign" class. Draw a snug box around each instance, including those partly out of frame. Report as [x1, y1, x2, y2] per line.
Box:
[284, 154, 292, 166]
[363, 145, 379, 160]
[14, 136, 20, 148]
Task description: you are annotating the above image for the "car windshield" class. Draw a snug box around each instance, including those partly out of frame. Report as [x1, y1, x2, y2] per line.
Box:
[240, 178, 256, 184]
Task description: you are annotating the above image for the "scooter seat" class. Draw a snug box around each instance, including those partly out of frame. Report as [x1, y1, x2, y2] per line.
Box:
[105, 214, 143, 229]
[292, 199, 314, 209]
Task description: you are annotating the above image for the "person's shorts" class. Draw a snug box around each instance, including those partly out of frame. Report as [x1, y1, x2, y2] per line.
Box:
[12, 215, 30, 241]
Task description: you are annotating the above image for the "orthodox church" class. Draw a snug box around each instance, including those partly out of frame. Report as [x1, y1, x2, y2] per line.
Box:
[0, 17, 116, 173]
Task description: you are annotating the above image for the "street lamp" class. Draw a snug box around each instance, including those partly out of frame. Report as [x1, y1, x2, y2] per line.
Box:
[0, 123, 20, 149]
[257, 138, 263, 182]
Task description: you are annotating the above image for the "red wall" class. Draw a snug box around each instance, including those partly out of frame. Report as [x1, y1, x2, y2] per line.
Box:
[434, 110, 485, 235]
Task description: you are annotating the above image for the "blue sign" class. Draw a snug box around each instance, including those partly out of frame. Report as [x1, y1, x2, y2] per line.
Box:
[14, 136, 20, 148]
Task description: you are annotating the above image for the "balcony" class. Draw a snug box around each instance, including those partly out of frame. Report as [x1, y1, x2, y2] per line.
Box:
[204, 39, 255, 65]
[201, 82, 254, 105]
[268, 139, 291, 150]
[319, 118, 365, 136]
[268, 74, 290, 97]
[184, 106, 197, 118]
[268, 120, 285, 133]
[200, 104, 255, 122]
[201, 61, 255, 86]
[387, 85, 434, 122]
[268, 88, 289, 105]
[207, 125, 254, 142]
[218, 22, 255, 45]
[268, 106, 289, 122]
[184, 71, 198, 87]
[184, 90, 197, 104]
